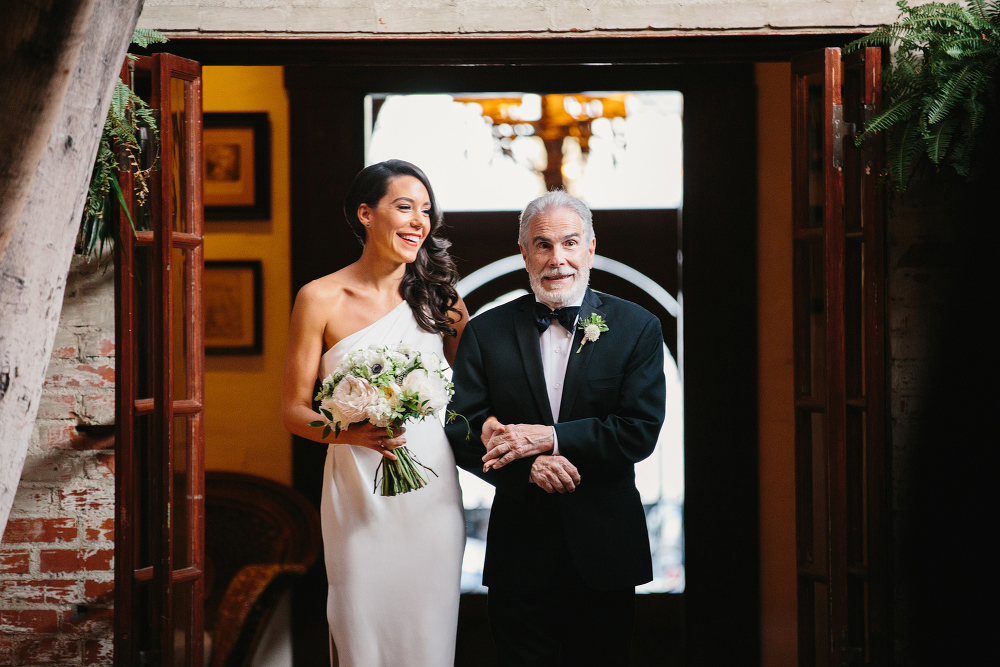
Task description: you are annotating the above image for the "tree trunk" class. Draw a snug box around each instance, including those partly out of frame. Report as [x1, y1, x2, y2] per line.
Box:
[0, 0, 97, 262]
[0, 0, 145, 538]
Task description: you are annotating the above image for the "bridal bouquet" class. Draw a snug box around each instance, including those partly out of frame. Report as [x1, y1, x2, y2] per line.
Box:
[310, 342, 453, 496]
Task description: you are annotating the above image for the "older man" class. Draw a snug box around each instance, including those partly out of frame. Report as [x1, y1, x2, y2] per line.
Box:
[445, 191, 666, 665]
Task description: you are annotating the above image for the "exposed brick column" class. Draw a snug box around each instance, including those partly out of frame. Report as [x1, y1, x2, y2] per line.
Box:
[1, 256, 114, 665]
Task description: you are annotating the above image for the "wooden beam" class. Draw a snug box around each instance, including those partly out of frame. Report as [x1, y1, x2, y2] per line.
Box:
[0, 0, 144, 539]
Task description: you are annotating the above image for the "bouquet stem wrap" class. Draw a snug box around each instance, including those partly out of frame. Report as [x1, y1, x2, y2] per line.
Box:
[374, 431, 438, 496]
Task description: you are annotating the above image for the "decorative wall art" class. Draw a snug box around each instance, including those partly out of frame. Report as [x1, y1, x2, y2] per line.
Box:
[204, 260, 263, 355]
[203, 112, 271, 220]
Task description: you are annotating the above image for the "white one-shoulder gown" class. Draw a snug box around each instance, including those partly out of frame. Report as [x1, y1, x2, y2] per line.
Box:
[317, 300, 465, 666]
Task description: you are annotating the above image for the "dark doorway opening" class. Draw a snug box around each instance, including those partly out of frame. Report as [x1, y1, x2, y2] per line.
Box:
[283, 62, 756, 666]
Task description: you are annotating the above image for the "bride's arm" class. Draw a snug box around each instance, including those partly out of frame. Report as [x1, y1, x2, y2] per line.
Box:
[442, 296, 470, 368]
[281, 283, 404, 458]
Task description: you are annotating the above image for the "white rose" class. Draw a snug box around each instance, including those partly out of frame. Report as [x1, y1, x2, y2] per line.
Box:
[331, 374, 379, 424]
[365, 397, 395, 428]
[319, 397, 349, 431]
[402, 369, 450, 414]
[421, 351, 444, 372]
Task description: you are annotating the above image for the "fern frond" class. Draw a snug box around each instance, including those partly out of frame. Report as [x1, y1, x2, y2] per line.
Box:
[926, 63, 974, 123]
[922, 117, 957, 163]
[110, 80, 130, 120]
[888, 120, 926, 191]
[863, 98, 919, 138]
[131, 27, 168, 48]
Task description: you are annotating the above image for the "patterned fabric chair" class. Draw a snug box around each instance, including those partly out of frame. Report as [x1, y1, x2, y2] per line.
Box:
[204, 471, 322, 667]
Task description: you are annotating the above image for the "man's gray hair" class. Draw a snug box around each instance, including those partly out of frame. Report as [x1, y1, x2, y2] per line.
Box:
[518, 191, 595, 247]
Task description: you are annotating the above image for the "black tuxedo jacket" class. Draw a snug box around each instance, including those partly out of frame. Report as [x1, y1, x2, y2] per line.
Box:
[445, 289, 666, 591]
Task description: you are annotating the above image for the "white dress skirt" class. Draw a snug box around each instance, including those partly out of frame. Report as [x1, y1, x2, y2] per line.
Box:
[317, 300, 465, 666]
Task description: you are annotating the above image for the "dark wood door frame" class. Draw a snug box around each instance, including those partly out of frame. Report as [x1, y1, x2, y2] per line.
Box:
[153, 33, 864, 666]
[283, 60, 760, 667]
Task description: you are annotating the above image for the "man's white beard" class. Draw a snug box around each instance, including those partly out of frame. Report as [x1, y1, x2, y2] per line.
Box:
[529, 265, 590, 308]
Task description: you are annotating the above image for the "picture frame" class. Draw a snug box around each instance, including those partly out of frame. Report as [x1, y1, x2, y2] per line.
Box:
[203, 112, 271, 221]
[204, 260, 263, 355]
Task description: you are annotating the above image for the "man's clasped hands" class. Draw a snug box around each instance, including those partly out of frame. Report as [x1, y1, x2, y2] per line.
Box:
[480, 416, 581, 494]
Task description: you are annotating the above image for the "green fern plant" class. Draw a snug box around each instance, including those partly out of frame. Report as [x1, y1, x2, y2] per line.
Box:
[79, 27, 168, 259]
[846, 0, 1000, 192]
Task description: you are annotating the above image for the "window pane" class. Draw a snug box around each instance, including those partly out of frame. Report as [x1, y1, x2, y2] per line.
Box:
[804, 72, 825, 229]
[366, 91, 682, 211]
[171, 77, 189, 233]
[173, 415, 191, 569]
[172, 246, 190, 400]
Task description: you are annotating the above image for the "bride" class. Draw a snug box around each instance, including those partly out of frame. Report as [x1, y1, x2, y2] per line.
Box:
[281, 160, 468, 665]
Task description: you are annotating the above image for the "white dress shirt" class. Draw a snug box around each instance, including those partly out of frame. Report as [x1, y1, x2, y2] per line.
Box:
[537, 296, 584, 455]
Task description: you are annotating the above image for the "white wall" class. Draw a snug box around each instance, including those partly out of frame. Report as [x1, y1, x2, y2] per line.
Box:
[139, 0, 903, 35]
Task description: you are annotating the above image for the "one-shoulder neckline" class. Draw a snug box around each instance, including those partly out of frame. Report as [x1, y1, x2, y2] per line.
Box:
[323, 299, 410, 360]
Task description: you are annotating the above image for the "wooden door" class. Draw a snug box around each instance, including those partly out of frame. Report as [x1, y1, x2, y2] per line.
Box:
[115, 52, 206, 667]
[791, 46, 888, 667]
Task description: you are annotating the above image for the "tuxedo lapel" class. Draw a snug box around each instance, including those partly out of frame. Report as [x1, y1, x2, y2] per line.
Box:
[558, 289, 603, 423]
[514, 297, 555, 424]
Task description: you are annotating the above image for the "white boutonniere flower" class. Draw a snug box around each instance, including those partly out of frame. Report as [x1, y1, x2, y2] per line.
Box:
[576, 314, 610, 353]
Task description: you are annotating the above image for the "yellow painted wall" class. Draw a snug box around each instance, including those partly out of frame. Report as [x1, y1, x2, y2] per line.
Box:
[755, 61, 797, 667]
[202, 66, 292, 485]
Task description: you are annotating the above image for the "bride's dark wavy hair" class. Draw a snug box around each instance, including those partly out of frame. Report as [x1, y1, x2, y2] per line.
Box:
[344, 160, 461, 337]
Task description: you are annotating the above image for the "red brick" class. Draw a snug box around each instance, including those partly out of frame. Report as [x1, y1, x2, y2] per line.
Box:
[0, 639, 14, 664]
[84, 453, 115, 480]
[79, 394, 114, 424]
[0, 579, 78, 605]
[80, 332, 115, 359]
[38, 423, 85, 449]
[12, 487, 54, 513]
[0, 550, 30, 574]
[83, 580, 114, 605]
[15, 638, 81, 665]
[61, 607, 113, 635]
[51, 329, 81, 360]
[40, 423, 113, 451]
[60, 487, 114, 512]
[40, 548, 114, 573]
[84, 517, 114, 542]
[16, 451, 76, 483]
[0, 609, 60, 633]
[2, 517, 77, 543]
[45, 364, 114, 389]
[36, 394, 78, 419]
[40, 549, 83, 573]
[83, 638, 112, 665]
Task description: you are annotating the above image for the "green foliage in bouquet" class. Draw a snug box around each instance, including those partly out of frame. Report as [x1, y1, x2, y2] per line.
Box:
[846, 1, 1000, 192]
[79, 27, 168, 260]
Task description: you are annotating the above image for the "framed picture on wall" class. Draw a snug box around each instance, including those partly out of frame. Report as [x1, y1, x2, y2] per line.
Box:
[203, 112, 271, 221]
[204, 260, 263, 355]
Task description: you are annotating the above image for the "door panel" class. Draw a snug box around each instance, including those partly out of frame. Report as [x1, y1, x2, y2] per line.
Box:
[791, 46, 887, 667]
[116, 52, 205, 667]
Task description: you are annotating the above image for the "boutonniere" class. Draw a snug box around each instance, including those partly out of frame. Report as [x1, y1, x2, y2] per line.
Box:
[576, 314, 609, 353]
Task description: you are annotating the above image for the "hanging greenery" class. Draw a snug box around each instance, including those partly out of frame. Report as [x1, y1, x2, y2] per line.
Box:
[846, 0, 1000, 192]
[79, 27, 168, 259]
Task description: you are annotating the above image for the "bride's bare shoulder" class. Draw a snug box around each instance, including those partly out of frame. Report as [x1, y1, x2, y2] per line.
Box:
[295, 268, 360, 310]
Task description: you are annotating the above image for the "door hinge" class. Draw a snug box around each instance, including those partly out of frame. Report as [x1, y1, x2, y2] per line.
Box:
[832, 104, 856, 170]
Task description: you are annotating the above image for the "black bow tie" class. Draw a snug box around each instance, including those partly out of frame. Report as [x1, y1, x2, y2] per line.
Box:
[534, 303, 581, 333]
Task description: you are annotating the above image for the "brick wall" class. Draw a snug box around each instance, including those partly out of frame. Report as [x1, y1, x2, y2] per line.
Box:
[1, 256, 115, 666]
[886, 171, 959, 665]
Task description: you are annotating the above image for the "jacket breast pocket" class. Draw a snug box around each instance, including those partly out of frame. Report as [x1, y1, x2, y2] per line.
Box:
[586, 374, 623, 410]
[589, 374, 623, 390]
